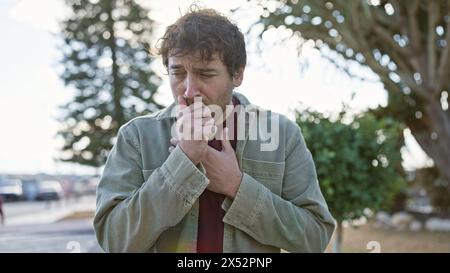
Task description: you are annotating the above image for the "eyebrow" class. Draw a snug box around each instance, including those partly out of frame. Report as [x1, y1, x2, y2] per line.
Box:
[169, 65, 218, 73]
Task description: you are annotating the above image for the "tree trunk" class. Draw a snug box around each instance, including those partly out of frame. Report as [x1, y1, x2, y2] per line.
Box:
[409, 98, 450, 183]
[107, 0, 125, 128]
[333, 221, 343, 253]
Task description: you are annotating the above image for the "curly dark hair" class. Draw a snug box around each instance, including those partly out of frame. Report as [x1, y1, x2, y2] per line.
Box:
[156, 7, 246, 77]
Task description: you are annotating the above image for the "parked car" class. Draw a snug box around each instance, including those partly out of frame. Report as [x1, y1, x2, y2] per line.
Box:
[0, 178, 23, 201]
[35, 180, 63, 201]
[21, 179, 39, 201]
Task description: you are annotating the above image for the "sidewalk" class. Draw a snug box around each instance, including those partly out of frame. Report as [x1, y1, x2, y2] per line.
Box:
[0, 218, 102, 253]
[4, 196, 96, 227]
[0, 196, 102, 253]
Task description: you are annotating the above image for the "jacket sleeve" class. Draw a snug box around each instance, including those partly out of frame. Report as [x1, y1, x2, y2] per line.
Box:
[222, 122, 336, 252]
[93, 123, 209, 252]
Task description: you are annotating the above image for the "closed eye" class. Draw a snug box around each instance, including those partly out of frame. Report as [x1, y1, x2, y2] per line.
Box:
[200, 73, 216, 78]
[170, 71, 186, 76]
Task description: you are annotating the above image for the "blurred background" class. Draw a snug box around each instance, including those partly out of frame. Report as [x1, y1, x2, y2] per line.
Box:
[0, 0, 448, 253]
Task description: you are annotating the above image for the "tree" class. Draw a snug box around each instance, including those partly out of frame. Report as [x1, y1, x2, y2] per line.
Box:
[57, 0, 163, 168]
[411, 166, 450, 216]
[253, 0, 450, 183]
[296, 105, 405, 252]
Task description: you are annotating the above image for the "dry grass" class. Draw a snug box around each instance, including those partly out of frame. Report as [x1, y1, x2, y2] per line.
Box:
[58, 210, 95, 221]
[325, 224, 450, 253]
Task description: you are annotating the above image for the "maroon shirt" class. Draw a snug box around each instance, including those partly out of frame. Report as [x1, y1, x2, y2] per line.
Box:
[196, 98, 238, 253]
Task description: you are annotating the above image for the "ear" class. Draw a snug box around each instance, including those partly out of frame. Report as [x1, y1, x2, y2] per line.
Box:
[232, 66, 245, 87]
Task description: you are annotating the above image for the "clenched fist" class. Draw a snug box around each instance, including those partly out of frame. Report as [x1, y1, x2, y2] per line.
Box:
[175, 95, 217, 165]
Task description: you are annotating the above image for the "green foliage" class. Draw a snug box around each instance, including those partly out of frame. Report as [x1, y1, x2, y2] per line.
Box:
[296, 106, 406, 223]
[57, 0, 163, 167]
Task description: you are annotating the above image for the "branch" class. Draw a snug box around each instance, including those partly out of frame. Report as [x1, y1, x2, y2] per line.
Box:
[360, 32, 428, 99]
[397, 71, 429, 98]
[351, 1, 366, 35]
[406, 0, 422, 54]
[405, 0, 426, 83]
[427, 1, 439, 89]
[437, 20, 450, 94]
[320, 51, 380, 83]
[343, 3, 399, 94]
[371, 25, 416, 73]
[372, 24, 414, 62]
[370, 1, 401, 29]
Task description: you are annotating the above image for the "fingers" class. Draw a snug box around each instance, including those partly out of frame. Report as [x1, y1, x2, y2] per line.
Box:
[168, 137, 178, 153]
[223, 127, 230, 140]
[177, 95, 187, 107]
[177, 102, 212, 120]
[170, 137, 179, 146]
[175, 119, 216, 141]
[221, 127, 232, 151]
[203, 117, 215, 126]
[176, 101, 216, 141]
[202, 124, 217, 141]
[168, 145, 175, 153]
[202, 105, 211, 118]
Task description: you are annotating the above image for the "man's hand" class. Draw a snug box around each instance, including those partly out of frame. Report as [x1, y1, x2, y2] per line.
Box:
[203, 127, 243, 198]
[175, 95, 216, 165]
[169, 127, 243, 199]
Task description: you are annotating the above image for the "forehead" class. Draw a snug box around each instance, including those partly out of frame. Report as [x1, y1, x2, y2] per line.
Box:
[168, 52, 225, 69]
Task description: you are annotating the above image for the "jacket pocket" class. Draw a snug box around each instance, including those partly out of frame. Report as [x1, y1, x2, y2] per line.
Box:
[241, 157, 285, 196]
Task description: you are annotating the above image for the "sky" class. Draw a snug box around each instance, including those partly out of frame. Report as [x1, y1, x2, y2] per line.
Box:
[0, 0, 433, 175]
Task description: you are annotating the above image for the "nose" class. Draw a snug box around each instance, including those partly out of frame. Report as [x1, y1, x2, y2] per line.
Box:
[183, 74, 201, 100]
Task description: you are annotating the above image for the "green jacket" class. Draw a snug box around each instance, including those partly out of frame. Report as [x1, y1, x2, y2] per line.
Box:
[93, 92, 335, 253]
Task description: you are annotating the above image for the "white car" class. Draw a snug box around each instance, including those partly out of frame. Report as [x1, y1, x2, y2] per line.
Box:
[0, 179, 23, 201]
[36, 180, 63, 201]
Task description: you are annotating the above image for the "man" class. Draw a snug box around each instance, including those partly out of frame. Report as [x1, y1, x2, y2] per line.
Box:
[94, 8, 335, 253]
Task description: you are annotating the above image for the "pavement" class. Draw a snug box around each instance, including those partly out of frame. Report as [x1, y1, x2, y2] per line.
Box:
[0, 196, 103, 253]
[3, 196, 96, 226]
[0, 218, 103, 253]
